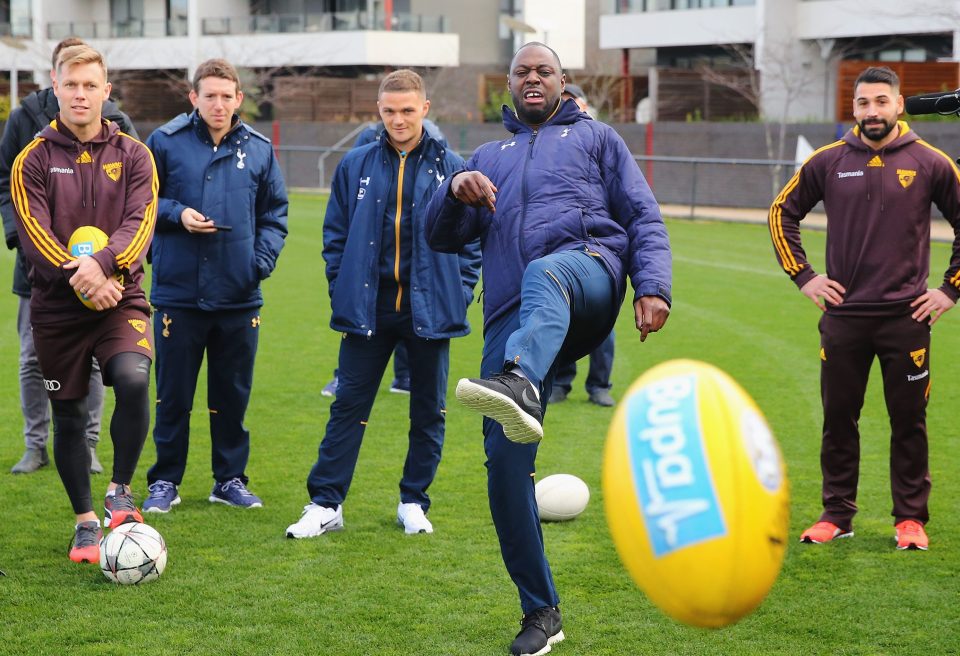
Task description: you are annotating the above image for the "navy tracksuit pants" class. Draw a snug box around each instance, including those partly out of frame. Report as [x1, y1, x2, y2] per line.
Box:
[483, 249, 617, 613]
[148, 307, 260, 485]
[553, 329, 615, 394]
[306, 296, 449, 510]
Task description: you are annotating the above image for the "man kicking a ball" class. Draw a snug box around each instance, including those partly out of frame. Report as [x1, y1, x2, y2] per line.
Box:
[425, 42, 671, 656]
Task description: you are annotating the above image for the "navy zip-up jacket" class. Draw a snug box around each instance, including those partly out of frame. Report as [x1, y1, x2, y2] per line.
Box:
[425, 101, 671, 330]
[323, 131, 481, 339]
[146, 111, 288, 310]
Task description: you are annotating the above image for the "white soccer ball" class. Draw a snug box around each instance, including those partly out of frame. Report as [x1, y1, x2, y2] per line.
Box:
[535, 474, 590, 521]
[100, 522, 167, 585]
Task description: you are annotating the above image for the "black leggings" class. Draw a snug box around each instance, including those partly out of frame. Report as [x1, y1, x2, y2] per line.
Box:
[52, 353, 151, 515]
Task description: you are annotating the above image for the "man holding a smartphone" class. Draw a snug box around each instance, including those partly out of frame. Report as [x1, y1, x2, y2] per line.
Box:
[142, 58, 288, 513]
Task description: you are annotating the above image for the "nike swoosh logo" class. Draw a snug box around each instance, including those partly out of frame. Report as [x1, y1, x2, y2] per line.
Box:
[520, 387, 538, 409]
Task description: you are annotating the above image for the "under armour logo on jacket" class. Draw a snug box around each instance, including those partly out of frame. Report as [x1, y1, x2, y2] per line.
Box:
[561, 128, 571, 138]
[500, 141, 516, 151]
[360, 177, 371, 185]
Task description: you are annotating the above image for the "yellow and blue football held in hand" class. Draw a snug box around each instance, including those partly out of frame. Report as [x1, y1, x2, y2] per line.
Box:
[603, 359, 789, 628]
[67, 225, 110, 310]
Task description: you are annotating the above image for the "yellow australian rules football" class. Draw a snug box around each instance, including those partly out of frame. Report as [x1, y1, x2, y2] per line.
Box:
[603, 359, 789, 628]
[67, 226, 111, 310]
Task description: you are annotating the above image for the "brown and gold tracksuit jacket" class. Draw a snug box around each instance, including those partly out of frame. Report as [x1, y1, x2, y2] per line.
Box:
[11, 117, 157, 322]
[769, 120, 960, 316]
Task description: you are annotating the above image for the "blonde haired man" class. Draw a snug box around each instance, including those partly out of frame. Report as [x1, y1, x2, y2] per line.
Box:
[0, 37, 138, 476]
[12, 44, 157, 563]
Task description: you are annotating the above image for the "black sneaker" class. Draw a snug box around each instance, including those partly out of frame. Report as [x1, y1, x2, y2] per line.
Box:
[510, 606, 564, 656]
[389, 376, 411, 394]
[587, 388, 615, 407]
[456, 372, 544, 444]
[547, 386, 568, 404]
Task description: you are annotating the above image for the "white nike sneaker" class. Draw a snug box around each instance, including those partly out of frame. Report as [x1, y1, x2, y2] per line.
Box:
[285, 503, 343, 539]
[397, 502, 434, 534]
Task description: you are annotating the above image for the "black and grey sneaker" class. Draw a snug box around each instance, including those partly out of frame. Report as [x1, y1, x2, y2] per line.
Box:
[587, 388, 615, 407]
[10, 447, 49, 474]
[510, 606, 564, 656]
[455, 371, 544, 444]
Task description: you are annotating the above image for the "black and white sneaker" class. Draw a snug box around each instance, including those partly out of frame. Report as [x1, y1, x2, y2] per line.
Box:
[285, 503, 344, 539]
[510, 606, 564, 656]
[456, 371, 544, 444]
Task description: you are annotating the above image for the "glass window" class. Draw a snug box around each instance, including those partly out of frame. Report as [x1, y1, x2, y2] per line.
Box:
[903, 48, 926, 62]
[111, 0, 144, 22]
[0, 0, 31, 36]
[167, 0, 187, 19]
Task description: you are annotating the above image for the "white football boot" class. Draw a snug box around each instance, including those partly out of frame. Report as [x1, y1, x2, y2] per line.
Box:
[397, 502, 434, 534]
[285, 503, 343, 538]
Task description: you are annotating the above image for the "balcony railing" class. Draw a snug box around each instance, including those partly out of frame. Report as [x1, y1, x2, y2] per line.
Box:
[201, 11, 446, 35]
[611, 0, 755, 11]
[47, 18, 188, 40]
[45, 12, 444, 40]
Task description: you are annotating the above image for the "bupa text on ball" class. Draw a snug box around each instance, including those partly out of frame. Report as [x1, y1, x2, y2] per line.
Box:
[629, 374, 725, 557]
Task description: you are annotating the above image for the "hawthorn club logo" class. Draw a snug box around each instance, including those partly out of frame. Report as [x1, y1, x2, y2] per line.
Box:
[910, 348, 926, 368]
[102, 161, 122, 181]
[897, 168, 916, 189]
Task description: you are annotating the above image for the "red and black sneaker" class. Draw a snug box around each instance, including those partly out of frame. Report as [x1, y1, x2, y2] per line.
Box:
[68, 520, 102, 564]
[104, 484, 143, 528]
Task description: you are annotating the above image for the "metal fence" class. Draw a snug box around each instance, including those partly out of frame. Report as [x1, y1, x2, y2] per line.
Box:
[275, 142, 800, 216]
[633, 155, 798, 215]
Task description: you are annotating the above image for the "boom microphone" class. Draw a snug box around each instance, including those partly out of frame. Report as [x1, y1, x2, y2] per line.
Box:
[904, 89, 960, 116]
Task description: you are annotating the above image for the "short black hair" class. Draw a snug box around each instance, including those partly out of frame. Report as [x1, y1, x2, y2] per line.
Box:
[854, 66, 900, 93]
[511, 41, 562, 71]
[563, 83, 586, 102]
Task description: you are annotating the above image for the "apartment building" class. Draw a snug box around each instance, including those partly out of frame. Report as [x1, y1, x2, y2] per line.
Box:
[600, 0, 960, 121]
[0, 0, 592, 120]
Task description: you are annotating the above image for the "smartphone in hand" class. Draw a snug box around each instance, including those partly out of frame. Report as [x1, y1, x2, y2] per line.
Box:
[206, 217, 232, 231]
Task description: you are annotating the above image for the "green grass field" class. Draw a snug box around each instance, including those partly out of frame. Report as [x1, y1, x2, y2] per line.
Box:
[1, 193, 958, 655]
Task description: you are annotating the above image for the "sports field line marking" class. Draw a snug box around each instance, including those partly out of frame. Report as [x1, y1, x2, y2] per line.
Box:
[674, 253, 783, 278]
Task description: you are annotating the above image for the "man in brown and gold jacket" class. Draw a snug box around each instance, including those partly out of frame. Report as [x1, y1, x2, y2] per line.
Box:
[769, 65, 960, 552]
[12, 44, 157, 564]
